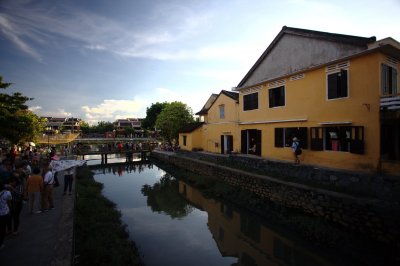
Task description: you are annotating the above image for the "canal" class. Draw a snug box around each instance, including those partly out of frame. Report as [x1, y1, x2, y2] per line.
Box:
[90, 161, 395, 266]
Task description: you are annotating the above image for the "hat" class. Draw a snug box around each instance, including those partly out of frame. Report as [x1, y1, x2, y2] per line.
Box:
[293, 137, 299, 141]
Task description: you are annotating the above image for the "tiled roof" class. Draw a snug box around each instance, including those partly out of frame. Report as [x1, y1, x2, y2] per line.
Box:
[179, 122, 204, 133]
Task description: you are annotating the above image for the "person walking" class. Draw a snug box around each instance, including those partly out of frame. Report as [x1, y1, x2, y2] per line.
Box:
[0, 182, 12, 249]
[26, 167, 43, 214]
[42, 165, 55, 211]
[63, 167, 74, 196]
[7, 174, 24, 234]
[292, 137, 302, 164]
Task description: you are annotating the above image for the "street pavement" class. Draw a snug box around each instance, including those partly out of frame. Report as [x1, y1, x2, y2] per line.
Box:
[0, 171, 74, 266]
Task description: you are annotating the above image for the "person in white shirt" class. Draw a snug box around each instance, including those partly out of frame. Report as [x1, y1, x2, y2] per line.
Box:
[0, 182, 12, 249]
[42, 165, 55, 211]
[63, 167, 74, 196]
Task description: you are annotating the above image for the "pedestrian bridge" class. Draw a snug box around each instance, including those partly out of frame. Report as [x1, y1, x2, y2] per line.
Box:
[74, 148, 152, 165]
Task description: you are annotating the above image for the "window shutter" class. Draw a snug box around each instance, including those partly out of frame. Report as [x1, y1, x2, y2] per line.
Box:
[275, 128, 284, 147]
[241, 130, 247, 154]
[268, 89, 274, 108]
[299, 127, 308, 149]
[350, 126, 364, 154]
[328, 73, 337, 99]
[310, 127, 323, 151]
[255, 130, 262, 156]
[381, 64, 388, 94]
[340, 69, 348, 97]
[392, 68, 397, 94]
[227, 135, 233, 153]
[220, 135, 224, 154]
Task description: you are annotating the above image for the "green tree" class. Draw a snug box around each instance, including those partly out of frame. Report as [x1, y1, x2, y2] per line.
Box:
[155, 101, 194, 144]
[80, 121, 91, 134]
[142, 102, 168, 130]
[124, 127, 135, 137]
[95, 121, 115, 133]
[141, 173, 193, 218]
[0, 76, 46, 144]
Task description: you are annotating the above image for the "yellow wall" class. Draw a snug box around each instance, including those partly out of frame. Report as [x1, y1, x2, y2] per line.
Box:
[202, 93, 240, 153]
[179, 127, 203, 151]
[238, 53, 384, 172]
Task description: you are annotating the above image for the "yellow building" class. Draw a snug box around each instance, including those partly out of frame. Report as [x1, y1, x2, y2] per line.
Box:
[180, 90, 240, 154]
[181, 27, 400, 175]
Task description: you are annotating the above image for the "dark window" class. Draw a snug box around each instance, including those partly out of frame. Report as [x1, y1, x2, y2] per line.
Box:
[275, 127, 307, 149]
[311, 126, 364, 154]
[275, 128, 284, 147]
[183, 135, 187, 146]
[240, 213, 260, 243]
[350, 126, 364, 154]
[310, 127, 324, 151]
[240, 253, 257, 266]
[324, 126, 351, 152]
[269, 86, 285, 108]
[328, 69, 348, 99]
[220, 203, 233, 219]
[243, 92, 258, 111]
[381, 64, 398, 95]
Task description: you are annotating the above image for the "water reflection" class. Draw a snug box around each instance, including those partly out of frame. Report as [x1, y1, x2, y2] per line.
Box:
[141, 173, 193, 218]
[178, 181, 331, 266]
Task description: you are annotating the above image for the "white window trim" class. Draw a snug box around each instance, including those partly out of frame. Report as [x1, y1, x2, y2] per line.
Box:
[326, 68, 350, 101]
[242, 91, 259, 112]
[268, 85, 286, 109]
[219, 104, 225, 119]
[380, 62, 398, 96]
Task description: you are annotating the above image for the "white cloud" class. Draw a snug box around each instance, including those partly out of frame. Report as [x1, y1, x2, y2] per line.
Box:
[81, 98, 145, 125]
[0, 1, 214, 61]
[31, 107, 72, 118]
[29, 105, 42, 112]
[0, 15, 42, 61]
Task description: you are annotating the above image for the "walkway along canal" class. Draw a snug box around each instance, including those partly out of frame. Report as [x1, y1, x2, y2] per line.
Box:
[89, 154, 399, 265]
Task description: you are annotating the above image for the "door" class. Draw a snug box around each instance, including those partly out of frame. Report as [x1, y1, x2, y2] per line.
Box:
[221, 135, 233, 154]
[241, 129, 262, 156]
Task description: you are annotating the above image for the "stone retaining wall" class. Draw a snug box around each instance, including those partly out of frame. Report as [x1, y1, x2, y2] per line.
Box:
[151, 150, 400, 246]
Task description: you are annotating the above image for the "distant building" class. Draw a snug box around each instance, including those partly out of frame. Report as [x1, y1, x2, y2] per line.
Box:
[42, 117, 66, 133]
[115, 118, 144, 137]
[42, 117, 81, 134]
[63, 117, 82, 133]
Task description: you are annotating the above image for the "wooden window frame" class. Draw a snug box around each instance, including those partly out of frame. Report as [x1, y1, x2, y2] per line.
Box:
[310, 126, 364, 154]
[381, 63, 398, 96]
[243, 92, 259, 111]
[327, 69, 349, 100]
[268, 86, 285, 108]
[219, 105, 225, 119]
[275, 127, 307, 149]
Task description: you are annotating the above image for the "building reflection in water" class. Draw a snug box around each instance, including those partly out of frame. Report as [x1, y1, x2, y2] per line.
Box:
[178, 181, 332, 266]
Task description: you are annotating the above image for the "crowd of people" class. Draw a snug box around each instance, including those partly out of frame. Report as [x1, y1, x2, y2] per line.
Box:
[0, 146, 74, 250]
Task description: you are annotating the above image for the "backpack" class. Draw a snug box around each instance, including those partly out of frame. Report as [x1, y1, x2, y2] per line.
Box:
[295, 144, 302, 155]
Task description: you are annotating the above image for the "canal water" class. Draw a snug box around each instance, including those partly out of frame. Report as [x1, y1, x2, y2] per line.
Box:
[91, 161, 391, 266]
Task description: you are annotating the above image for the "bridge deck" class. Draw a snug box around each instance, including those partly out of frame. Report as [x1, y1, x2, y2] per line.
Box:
[74, 149, 150, 156]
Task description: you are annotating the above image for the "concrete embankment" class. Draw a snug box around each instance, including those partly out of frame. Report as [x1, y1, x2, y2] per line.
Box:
[151, 150, 400, 247]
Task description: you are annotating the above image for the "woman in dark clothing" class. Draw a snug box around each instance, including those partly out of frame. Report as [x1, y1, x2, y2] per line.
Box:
[7, 173, 24, 234]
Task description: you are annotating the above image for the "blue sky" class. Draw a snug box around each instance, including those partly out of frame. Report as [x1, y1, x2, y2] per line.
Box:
[1, 0, 399, 124]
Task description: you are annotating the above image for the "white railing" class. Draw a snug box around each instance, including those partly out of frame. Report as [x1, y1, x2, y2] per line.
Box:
[380, 95, 400, 110]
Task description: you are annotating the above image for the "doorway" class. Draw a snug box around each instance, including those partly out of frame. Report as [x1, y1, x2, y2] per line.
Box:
[241, 129, 262, 156]
[220, 135, 233, 154]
